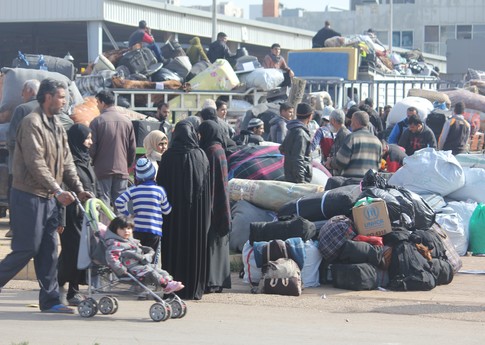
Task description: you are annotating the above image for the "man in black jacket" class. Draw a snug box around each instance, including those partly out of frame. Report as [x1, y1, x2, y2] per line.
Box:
[279, 103, 314, 183]
[207, 32, 234, 63]
[312, 21, 341, 48]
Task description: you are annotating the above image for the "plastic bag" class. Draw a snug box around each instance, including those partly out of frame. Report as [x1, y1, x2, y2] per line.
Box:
[388, 148, 465, 196]
[469, 203, 485, 255]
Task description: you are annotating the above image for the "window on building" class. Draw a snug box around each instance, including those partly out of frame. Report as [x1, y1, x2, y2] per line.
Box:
[424, 25, 440, 55]
[401, 31, 413, 49]
[392, 31, 401, 48]
[391, 31, 413, 49]
[440, 25, 456, 55]
[457, 25, 472, 40]
[473, 25, 485, 39]
[375, 31, 388, 45]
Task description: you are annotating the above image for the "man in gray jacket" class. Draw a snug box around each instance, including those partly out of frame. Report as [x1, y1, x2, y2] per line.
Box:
[279, 103, 314, 183]
[90, 90, 136, 207]
[0, 78, 91, 313]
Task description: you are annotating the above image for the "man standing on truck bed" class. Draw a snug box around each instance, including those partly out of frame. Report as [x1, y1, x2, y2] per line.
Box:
[312, 21, 341, 48]
[128, 20, 164, 63]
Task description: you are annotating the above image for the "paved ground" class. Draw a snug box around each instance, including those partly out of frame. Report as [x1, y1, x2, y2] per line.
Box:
[1, 213, 485, 344]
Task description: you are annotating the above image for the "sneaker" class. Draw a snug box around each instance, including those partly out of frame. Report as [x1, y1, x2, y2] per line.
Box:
[163, 281, 184, 294]
[41, 304, 75, 314]
[5, 230, 12, 238]
[67, 293, 85, 306]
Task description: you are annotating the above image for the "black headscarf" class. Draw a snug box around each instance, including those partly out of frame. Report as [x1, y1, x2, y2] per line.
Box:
[170, 119, 200, 154]
[158, 120, 209, 203]
[200, 107, 218, 121]
[198, 120, 226, 150]
[67, 123, 92, 165]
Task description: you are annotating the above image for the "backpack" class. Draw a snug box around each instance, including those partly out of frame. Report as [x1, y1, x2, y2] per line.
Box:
[257, 240, 302, 296]
[384, 230, 436, 291]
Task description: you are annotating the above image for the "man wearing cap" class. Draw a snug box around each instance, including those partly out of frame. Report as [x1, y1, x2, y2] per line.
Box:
[233, 118, 264, 146]
[208, 32, 234, 63]
[279, 103, 314, 183]
[326, 110, 382, 178]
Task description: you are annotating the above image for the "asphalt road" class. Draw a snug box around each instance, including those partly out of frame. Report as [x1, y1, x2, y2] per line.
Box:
[1, 266, 485, 345]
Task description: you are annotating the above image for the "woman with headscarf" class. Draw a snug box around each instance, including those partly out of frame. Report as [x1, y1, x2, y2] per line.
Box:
[198, 120, 232, 293]
[156, 120, 211, 300]
[58, 124, 99, 306]
[142, 130, 168, 176]
[186, 36, 210, 65]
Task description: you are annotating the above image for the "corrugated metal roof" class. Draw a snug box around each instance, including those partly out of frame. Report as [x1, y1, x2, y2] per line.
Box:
[0, 0, 313, 49]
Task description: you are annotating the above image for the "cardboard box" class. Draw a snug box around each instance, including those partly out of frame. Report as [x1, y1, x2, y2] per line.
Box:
[352, 198, 392, 237]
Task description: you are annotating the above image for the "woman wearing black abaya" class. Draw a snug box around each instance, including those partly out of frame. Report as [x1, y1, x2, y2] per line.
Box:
[156, 120, 211, 300]
[58, 124, 99, 305]
[198, 120, 232, 293]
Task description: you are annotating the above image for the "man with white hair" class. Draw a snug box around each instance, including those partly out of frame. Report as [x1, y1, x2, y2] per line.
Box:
[5, 79, 41, 237]
[327, 110, 381, 178]
[324, 109, 351, 175]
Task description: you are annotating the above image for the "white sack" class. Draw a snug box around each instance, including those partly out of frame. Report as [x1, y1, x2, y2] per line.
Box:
[239, 68, 284, 91]
[447, 167, 485, 203]
[435, 201, 477, 256]
[386, 96, 434, 127]
[388, 148, 465, 196]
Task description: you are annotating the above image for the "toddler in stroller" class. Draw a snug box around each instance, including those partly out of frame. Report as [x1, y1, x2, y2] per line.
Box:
[104, 215, 184, 294]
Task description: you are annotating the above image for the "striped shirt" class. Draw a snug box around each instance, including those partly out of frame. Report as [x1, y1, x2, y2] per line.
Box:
[334, 128, 382, 178]
[115, 180, 172, 236]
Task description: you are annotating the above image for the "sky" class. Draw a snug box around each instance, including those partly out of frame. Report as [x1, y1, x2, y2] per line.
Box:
[179, 1, 350, 18]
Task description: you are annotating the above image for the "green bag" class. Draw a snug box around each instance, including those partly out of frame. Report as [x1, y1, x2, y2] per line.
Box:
[469, 203, 485, 255]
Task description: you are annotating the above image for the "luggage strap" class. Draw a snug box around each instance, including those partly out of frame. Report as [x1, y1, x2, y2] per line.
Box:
[320, 191, 329, 219]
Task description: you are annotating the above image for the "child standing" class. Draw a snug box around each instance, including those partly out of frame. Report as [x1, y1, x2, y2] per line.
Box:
[104, 215, 183, 293]
[115, 158, 171, 260]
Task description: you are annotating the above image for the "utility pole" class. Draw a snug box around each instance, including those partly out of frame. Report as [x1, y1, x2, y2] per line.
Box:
[212, 0, 217, 41]
[389, 0, 393, 52]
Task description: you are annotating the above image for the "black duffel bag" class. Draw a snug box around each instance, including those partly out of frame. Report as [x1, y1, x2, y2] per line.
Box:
[249, 215, 316, 245]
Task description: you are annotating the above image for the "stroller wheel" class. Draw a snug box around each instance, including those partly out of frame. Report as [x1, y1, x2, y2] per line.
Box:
[78, 298, 98, 318]
[149, 302, 171, 322]
[169, 299, 187, 319]
[111, 297, 119, 314]
[99, 296, 117, 315]
[179, 300, 188, 318]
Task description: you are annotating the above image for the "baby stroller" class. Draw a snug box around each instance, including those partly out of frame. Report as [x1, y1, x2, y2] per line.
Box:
[76, 197, 187, 321]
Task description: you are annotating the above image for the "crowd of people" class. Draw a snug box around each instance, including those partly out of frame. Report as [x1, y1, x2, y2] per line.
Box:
[0, 20, 474, 314]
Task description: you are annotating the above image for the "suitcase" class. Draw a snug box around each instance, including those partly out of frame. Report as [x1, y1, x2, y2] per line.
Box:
[118, 48, 162, 76]
[331, 263, 378, 290]
[132, 120, 162, 147]
[12, 53, 76, 80]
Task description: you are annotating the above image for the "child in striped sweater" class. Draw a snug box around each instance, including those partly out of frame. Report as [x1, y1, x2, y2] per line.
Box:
[115, 158, 171, 263]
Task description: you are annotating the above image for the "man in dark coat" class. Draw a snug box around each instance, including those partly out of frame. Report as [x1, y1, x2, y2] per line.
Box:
[207, 32, 234, 63]
[312, 21, 341, 48]
[279, 103, 314, 183]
